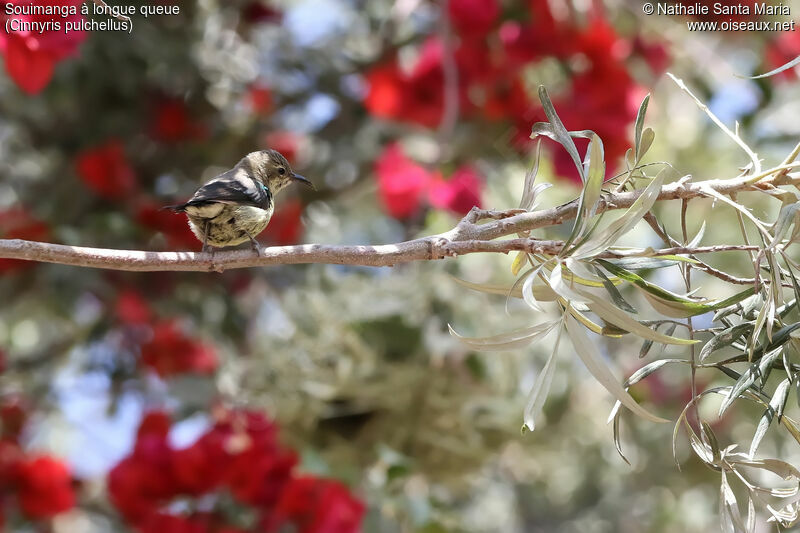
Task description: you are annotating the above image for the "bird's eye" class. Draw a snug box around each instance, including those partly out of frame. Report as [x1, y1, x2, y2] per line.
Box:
[278, 167, 286, 175]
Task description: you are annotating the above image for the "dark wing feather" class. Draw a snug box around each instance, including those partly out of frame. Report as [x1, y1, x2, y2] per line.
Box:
[173, 169, 272, 212]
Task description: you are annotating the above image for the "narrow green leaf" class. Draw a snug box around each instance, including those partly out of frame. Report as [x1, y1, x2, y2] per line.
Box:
[563, 133, 606, 251]
[448, 320, 558, 351]
[533, 85, 584, 182]
[699, 323, 753, 362]
[519, 139, 542, 211]
[749, 378, 790, 458]
[450, 276, 557, 301]
[719, 347, 783, 416]
[737, 458, 800, 480]
[523, 322, 563, 431]
[633, 94, 650, 160]
[611, 407, 630, 465]
[598, 259, 756, 318]
[571, 169, 665, 260]
[746, 54, 800, 79]
[637, 127, 655, 161]
[579, 288, 699, 345]
[625, 359, 689, 387]
[511, 251, 526, 276]
[594, 265, 637, 313]
[523, 263, 549, 312]
[565, 314, 669, 423]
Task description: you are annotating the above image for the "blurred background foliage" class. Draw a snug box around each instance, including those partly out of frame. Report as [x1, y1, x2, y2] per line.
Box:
[1, 0, 800, 531]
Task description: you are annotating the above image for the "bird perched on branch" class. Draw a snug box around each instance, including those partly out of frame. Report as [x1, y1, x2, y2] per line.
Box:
[167, 150, 314, 254]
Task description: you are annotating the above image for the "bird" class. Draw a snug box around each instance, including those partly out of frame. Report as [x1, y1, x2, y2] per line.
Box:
[166, 149, 314, 254]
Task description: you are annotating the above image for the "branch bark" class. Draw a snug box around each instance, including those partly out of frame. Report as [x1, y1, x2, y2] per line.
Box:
[0, 170, 796, 272]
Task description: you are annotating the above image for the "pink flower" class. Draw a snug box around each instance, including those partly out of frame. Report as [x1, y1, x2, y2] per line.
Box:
[0, 0, 87, 94]
[429, 166, 483, 215]
[448, 0, 500, 37]
[375, 143, 433, 219]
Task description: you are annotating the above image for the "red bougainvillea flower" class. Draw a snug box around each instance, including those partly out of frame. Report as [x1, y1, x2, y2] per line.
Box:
[0, 0, 87, 94]
[249, 85, 274, 114]
[137, 513, 213, 533]
[139, 320, 218, 377]
[263, 131, 301, 165]
[108, 409, 359, 530]
[266, 477, 365, 533]
[136, 200, 200, 250]
[764, 30, 800, 81]
[243, 1, 282, 23]
[149, 98, 207, 143]
[261, 199, 304, 246]
[115, 289, 153, 326]
[109, 453, 175, 522]
[512, 18, 643, 182]
[632, 36, 671, 77]
[0, 207, 49, 274]
[0, 397, 27, 441]
[15, 455, 75, 519]
[74, 140, 137, 200]
[429, 166, 483, 216]
[375, 143, 433, 219]
[365, 38, 446, 128]
[447, 0, 499, 37]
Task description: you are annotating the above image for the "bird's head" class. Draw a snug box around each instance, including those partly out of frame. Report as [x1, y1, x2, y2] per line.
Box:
[244, 149, 314, 194]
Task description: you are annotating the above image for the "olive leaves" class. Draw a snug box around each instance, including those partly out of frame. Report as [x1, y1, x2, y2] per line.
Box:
[448, 82, 800, 529]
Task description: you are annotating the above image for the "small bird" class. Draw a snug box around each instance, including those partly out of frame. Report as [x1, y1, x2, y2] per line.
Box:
[167, 150, 314, 254]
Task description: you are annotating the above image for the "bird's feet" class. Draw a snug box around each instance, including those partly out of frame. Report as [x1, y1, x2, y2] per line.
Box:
[246, 232, 262, 257]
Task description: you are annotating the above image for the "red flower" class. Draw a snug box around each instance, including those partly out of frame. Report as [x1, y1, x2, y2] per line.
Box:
[448, 0, 499, 37]
[249, 85, 274, 114]
[243, 2, 282, 23]
[375, 143, 433, 219]
[136, 200, 200, 250]
[115, 290, 153, 326]
[498, 0, 576, 68]
[137, 411, 171, 442]
[140, 320, 218, 377]
[15, 456, 75, 519]
[108, 413, 176, 523]
[262, 199, 304, 246]
[149, 99, 207, 143]
[364, 38, 446, 128]
[513, 19, 644, 182]
[429, 166, 483, 216]
[632, 36, 671, 77]
[764, 31, 800, 81]
[138, 513, 212, 533]
[0, 398, 27, 441]
[267, 477, 364, 533]
[171, 441, 219, 495]
[74, 140, 137, 200]
[263, 131, 300, 165]
[0, 207, 49, 274]
[0, 0, 87, 94]
[109, 409, 363, 532]
[363, 63, 405, 122]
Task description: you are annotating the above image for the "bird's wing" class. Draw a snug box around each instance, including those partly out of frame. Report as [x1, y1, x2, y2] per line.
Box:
[185, 170, 272, 211]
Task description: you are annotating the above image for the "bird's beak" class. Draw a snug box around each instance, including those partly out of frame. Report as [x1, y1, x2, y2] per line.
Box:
[292, 173, 315, 190]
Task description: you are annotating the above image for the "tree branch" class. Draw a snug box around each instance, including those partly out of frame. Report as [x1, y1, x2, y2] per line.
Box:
[1, 170, 797, 272]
